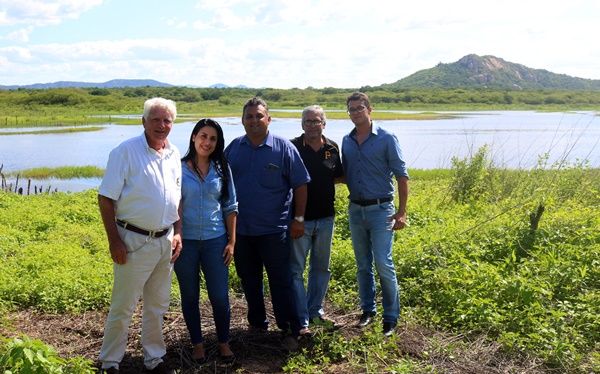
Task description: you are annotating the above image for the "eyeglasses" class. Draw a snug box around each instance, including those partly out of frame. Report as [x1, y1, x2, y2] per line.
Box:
[347, 105, 367, 114]
[304, 119, 323, 127]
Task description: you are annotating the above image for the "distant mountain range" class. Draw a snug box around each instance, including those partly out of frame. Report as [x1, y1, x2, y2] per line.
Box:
[0, 79, 250, 90]
[382, 54, 600, 90]
[0, 79, 174, 90]
[2, 55, 599, 90]
[209, 83, 249, 89]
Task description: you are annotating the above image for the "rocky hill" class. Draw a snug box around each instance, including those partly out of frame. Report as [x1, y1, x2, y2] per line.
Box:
[382, 54, 600, 90]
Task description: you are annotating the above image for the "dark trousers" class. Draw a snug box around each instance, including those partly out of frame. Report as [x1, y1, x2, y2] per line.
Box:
[234, 232, 300, 334]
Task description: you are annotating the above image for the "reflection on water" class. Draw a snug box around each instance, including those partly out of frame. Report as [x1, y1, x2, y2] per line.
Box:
[0, 111, 598, 192]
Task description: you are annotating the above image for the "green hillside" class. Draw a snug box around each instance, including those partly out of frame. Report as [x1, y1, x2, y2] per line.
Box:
[383, 54, 600, 90]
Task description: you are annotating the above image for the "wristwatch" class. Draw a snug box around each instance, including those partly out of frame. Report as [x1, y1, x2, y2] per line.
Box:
[294, 216, 305, 223]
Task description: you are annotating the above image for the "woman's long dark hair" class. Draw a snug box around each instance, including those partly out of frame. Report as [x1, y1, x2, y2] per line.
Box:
[181, 118, 230, 201]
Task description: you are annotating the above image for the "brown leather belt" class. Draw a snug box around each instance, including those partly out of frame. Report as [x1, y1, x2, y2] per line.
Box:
[116, 219, 170, 238]
[351, 197, 393, 206]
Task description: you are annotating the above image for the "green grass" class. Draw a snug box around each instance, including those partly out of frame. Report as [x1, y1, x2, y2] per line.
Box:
[0, 158, 598, 372]
[1, 86, 599, 128]
[0, 126, 104, 135]
[8, 166, 104, 179]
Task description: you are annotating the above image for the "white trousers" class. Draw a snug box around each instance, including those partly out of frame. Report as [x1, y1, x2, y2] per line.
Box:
[99, 226, 173, 370]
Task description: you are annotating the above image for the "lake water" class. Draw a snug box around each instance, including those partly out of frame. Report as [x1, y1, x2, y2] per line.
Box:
[1, 111, 598, 192]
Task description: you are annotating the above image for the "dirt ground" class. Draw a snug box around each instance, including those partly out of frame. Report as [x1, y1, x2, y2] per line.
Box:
[1, 295, 548, 374]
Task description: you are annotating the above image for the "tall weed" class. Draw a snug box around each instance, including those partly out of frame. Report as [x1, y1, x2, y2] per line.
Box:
[0, 336, 95, 373]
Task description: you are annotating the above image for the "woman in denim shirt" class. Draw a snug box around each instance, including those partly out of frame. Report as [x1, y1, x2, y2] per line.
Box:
[174, 119, 238, 365]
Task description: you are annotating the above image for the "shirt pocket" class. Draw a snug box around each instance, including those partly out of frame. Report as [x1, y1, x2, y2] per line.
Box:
[207, 177, 222, 197]
[259, 162, 283, 189]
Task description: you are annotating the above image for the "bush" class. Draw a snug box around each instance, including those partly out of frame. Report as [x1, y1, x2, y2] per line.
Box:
[0, 336, 95, 373]
[449, 145, 494, 202]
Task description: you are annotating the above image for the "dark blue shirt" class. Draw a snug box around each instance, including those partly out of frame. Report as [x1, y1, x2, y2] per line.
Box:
[342, 124, 409, 201]
[225, 132, 310, 235]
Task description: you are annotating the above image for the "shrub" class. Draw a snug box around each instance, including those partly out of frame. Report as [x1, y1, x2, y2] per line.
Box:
[0, 336, 95, 374]
[449, 145, 494, 202]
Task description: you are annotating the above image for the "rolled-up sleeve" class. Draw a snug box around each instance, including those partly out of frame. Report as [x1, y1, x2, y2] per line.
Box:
[387, 134, 409, 179]
[222, 164, 238, 216]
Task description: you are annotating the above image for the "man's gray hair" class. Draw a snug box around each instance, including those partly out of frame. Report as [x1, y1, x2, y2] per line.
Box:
[143, 97, 177, 121]
[301, 105, 326, 125]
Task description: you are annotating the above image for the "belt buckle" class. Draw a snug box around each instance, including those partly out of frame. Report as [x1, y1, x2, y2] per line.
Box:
[148, 229, 162, 238]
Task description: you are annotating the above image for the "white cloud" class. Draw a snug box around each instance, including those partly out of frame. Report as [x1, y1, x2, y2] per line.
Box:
[4, 26, 33, 42]
[1, 0, 599, 86]
[0, 0, 103, 26]
[164, 17, 188, 29]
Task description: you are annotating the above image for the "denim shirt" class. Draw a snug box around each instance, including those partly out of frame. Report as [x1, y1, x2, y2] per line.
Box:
[342, 124, 409, 201]
[180, 160, 238, 240]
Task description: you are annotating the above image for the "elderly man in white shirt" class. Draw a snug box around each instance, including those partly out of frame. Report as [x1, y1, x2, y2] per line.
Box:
[97, 97, 182, 374]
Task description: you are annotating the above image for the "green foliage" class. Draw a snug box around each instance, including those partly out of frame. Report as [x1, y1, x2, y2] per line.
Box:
[283, 329, 425, 373]
[383, 54, 600, 90]
[0, 336, 95, 373]
[9, 166, 104, 179]
[449, 145, 494, 202]
[0, 190, 112, 313]
[0, 127, 104, 136]
[397, 165, 600, 370]
[0, 164, 598, 371]
[1, 86, 600, 128]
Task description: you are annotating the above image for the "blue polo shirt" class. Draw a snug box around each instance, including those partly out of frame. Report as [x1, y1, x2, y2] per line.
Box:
[342, 124, 409, 201]
[225, 132, 310, 236]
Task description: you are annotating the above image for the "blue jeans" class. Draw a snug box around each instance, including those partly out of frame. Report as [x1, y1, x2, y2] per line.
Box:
[234, 232, 300, 334]
[348, 201, 400, 324]
[290, 216, 334, 328]
[174, 235, 230, 344]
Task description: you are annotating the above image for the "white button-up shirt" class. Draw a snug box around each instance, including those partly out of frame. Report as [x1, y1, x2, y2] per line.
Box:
[99, 133, 182, 230]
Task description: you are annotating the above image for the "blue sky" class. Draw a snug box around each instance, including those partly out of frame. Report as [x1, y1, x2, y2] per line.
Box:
[0, 0, 598, 88]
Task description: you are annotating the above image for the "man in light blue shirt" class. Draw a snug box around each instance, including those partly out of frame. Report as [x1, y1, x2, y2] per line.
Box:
[342, 92, 409, 337]
[224, 97, 311, 347]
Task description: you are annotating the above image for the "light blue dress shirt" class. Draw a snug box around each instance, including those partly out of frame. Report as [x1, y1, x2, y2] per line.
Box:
[342, 124, 409, 201]
[180, 160, 238, 240]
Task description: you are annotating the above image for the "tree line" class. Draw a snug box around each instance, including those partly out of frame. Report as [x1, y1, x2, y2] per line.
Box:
[1, 86, 600, 118]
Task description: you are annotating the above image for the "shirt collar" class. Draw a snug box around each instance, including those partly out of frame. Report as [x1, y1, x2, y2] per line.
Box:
[349, 121, 377, 139]
[299, 133, 334, 149]
[141, 132, 174, 156]
[241, 131, 273, 147]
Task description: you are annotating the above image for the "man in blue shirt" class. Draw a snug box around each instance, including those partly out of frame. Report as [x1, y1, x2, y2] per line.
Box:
[342, 92, 409, 337]
[225, 97, 311, 347]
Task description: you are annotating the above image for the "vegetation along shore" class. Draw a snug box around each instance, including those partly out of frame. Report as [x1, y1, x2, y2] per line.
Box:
[1, 86, 600, 127]
[0, 148, 598, 372]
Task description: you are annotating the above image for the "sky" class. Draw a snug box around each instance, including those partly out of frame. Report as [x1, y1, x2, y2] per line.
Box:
[0, 0, 599, 88]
